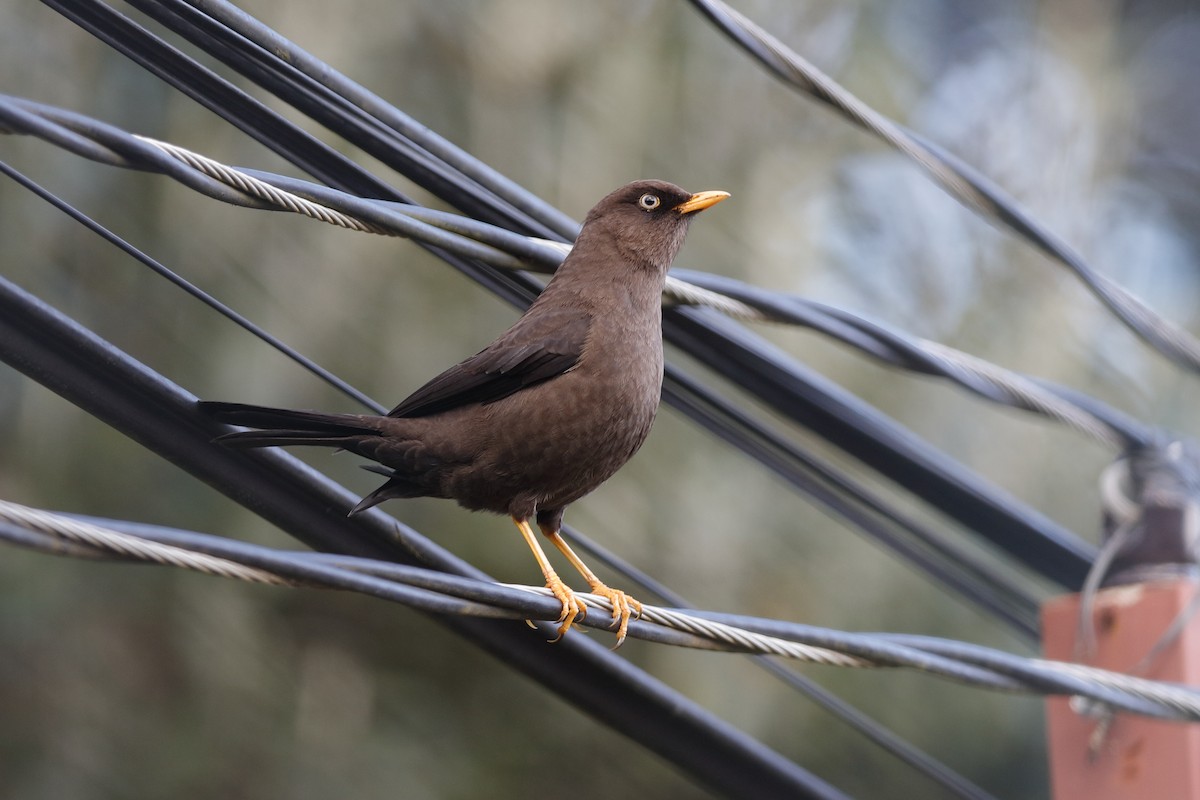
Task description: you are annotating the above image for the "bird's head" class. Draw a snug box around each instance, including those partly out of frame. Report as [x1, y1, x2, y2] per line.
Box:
[577, 179, 730, 275]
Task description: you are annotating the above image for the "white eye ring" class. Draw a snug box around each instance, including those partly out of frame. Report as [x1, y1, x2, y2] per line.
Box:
[638, 193, 661, 211]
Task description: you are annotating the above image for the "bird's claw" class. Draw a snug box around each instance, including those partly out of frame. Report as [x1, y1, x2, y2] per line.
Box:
[590, 583, 643, 648]
[545, 574, 588, 642]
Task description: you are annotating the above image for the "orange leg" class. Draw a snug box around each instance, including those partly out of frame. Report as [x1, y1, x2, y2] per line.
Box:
[538, 523, 643, 648]
[512, 516, 587, 640]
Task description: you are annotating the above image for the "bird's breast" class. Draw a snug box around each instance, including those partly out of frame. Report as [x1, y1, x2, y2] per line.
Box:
[460, 309, 664, 515]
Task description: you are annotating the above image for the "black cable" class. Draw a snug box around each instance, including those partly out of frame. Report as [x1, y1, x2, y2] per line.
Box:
[41, 0, 399, 201]
[674, 270, 1153, 448]
[189, 0, 580, 238]
[659, 370, 1043, 638]
[664, 306, 1097, 584]
[8, 510, 1191, 726]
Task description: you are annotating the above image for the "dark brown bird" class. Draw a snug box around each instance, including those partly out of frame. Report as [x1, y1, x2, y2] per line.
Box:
[199, 180, 729, 644]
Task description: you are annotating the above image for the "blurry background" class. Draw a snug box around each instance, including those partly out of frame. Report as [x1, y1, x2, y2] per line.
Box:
[2, 1, 1199, 797]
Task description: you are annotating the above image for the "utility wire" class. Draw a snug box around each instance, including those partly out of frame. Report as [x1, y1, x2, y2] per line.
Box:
[4, 499, 1199, 724]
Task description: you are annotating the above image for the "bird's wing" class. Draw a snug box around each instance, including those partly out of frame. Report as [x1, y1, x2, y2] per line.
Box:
[387, 308, 591, 418]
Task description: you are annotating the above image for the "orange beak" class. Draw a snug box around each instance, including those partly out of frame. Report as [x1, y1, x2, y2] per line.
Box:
[673, 190, 731, 215]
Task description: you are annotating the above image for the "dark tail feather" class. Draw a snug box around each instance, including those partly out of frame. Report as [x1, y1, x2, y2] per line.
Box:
[200, 401, 426, 513]
[359, 464, 396, 478]
[198, 400, 381, 449]
[199, 401, 375, 431]
[213, 429, 366, 448]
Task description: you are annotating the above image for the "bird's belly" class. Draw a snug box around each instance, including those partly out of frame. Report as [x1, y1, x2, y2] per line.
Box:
[445, 367, 660, 518]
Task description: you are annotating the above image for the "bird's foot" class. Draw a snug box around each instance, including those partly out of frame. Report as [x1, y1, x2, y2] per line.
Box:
[544, 573, 588, 642]
[588, 581, 643, 648]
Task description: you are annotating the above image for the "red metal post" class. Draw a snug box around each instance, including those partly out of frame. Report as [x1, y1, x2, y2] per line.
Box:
[1043, 578, 1200, 799]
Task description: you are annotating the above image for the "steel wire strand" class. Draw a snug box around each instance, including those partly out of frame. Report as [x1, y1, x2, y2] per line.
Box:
[6, 499, 1200, 723]
[671, 270, 1144, 448]
[0, 499, 858, 664]
[685, 0, 1200, 374]
[877, 633, 1200, 724]
[0, 505, 1098, 684]
[135, 136, 388, 234]
[688, 613, 1200, 723]
[0, 501, 288, 585]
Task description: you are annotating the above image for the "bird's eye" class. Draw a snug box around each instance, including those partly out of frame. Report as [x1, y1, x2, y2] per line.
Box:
[638, 193, 661, 211]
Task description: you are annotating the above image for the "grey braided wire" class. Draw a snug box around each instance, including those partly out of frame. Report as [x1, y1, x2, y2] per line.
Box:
[0, 500, 290, 585]
[9, 497, 1200, 722]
